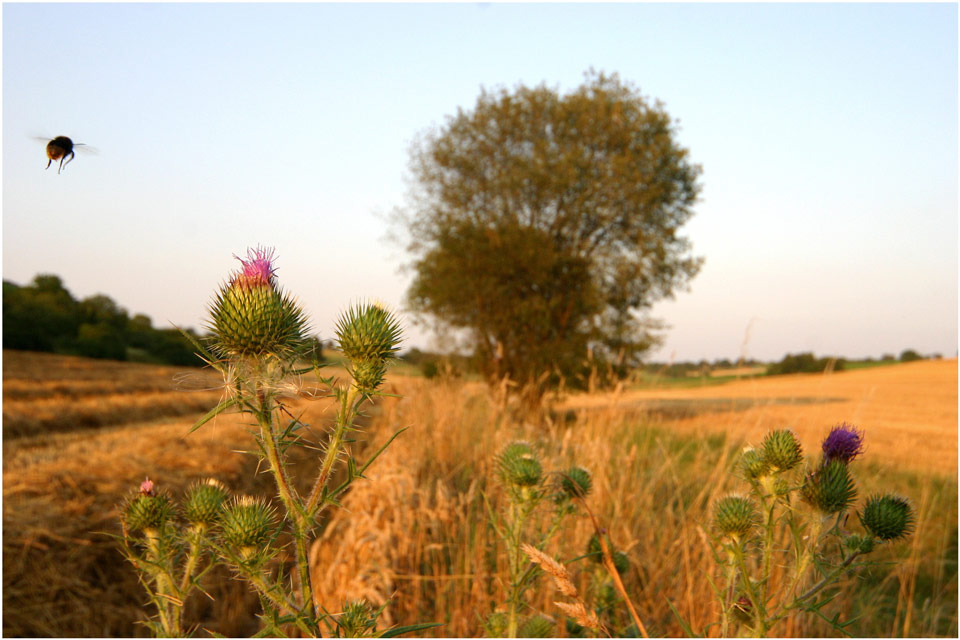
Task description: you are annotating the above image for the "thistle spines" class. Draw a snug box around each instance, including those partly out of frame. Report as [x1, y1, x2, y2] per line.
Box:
[558, 466, 592, 499]
[219, 496, 277, 561]
[801, 459, 857, 514]
[123, 482, 174, 534]
[207, 249, 310, 358]
[859, 494, 915, 541]
[335, 301, 403, 392]
[496, 441, 543, 488]
[713, 494, 759, 541]
[760, 429, 803, 472]
[184, 478, 229, 528]
[338, 599, 379, 637]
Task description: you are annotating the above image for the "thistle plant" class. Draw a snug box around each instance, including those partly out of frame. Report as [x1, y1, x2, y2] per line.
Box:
[119, 247, 435, 637]
[686, 424, 915, 638]
[119, 478, 227, 637]
[483, 442, 593, 637]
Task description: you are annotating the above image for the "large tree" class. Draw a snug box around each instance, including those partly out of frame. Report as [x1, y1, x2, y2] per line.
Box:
[399, 71, 703, 400]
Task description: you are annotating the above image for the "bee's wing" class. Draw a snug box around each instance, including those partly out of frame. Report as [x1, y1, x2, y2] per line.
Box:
[73, 143, 99, 155]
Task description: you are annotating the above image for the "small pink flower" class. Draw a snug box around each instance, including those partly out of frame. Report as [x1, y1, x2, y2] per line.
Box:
[140, 477, 155, 496]
[232, 246, 277, 289]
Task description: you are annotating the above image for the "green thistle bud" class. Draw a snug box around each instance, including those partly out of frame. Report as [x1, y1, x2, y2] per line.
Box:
[124, 491, 174, 533]
[518, 615, 555, 638]
[184, 478, 229, 527]
[559, 466, 592, 499]
[585, 534, 627, 573]
[496, 441, 543, 488]
[612, 550, 630, 576]
[338, 599, 378, 637]
[350, 357, 388, 393]
[760, 429, 803, 472]
[208, 248, 310, 358]
[586, 534, 604, 563]
[740, 448, 770, 480]
[801, 459, 857, 514]
[220, 496, 276, 558]
[713, 495, 759, 540]
[859, 494, 915, 541]
[484, 612, 508, 638]
[772, 477, 791, 498]
[335, 301, 403, 364]
[844, 533, 876, 554]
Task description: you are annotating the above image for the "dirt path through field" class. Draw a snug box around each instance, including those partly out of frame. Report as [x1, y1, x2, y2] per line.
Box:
[560, 359, 958, 476]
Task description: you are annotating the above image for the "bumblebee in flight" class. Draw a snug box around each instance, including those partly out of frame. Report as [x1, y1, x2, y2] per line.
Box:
[37, 136, 94, 174]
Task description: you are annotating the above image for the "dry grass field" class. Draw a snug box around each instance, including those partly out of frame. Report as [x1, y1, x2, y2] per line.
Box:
[2, 350, 957, 637]
[562, 358, 958, 476]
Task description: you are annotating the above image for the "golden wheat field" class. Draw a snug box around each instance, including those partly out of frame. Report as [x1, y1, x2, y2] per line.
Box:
[2, 350, 957, 637]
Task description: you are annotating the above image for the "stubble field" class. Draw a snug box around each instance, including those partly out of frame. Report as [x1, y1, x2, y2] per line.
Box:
[2, 350, 957, 637]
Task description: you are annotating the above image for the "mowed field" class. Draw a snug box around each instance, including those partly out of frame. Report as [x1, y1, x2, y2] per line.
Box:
[562, 358, 958, 476]
[2, 350, 957, 637]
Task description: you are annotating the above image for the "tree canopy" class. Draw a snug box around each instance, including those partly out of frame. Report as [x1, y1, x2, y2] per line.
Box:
[399, 71, 703, 400]
[3, 274, 202, 365]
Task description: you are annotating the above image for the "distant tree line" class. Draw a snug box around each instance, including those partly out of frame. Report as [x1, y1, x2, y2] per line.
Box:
[3, 274, 204, 366]
[642, 349, 938, 380]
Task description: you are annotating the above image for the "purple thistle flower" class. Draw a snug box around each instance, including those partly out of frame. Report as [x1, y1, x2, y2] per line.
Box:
[140, 477, 155, 496]
[822, 423, 864, 464]
[232, 246, 276, 289]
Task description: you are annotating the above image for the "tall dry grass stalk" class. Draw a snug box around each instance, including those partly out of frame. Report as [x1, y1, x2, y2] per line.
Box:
[308, 371, 957, 637]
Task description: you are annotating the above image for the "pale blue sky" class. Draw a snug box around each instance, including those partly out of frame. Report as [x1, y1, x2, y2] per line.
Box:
[3, 2, 957, 362]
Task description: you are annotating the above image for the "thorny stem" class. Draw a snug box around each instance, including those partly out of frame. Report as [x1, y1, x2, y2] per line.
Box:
[178, 529, 204, 596]
[793, 551, 862, 608]
[760, 493, 777, 609]
[720, 550, 736, 638]
[731, 541, 768, 636]
[145, 530, 180, 637]
[307, 384, 361, 514]
[505, 500, 522, 638]
[242, 565, 317, 638]
[256, 389, 315, 622]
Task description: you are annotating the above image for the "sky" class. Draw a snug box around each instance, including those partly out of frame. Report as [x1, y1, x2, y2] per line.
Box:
[2, 2, 957, 363]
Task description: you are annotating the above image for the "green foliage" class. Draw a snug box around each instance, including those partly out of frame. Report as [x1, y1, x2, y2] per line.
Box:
[208, 279, 310, 358]
[859, 494, 915, 541]
[3, 274, 202, 366]
[399, 70, 702, 401]
[120, 251, 415, 638]
[899, 349, 923, 362]
[688, 425, 916, 637]
[712, 495, 759, 540]
[487, 441, 591, 637]
[766, 352, 846, 376]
